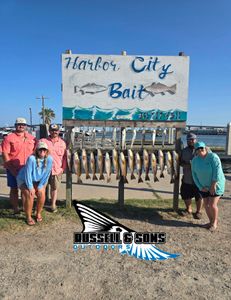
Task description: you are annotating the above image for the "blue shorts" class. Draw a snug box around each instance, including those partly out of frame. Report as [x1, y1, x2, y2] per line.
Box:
[6, 170, 18, 188]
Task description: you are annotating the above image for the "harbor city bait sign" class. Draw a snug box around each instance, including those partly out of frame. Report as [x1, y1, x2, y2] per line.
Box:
[62, 54, 190, 121]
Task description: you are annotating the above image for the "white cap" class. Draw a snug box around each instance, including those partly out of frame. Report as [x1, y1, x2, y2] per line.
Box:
[36, 141, 48, 150]
[15, 117, 27, 124]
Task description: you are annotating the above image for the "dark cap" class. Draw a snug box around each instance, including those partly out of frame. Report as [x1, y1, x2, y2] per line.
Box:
[49, 124, 60, 131]
[186, 132, 197, 140]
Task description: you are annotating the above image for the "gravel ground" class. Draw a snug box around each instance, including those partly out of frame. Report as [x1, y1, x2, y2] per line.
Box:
[0, 197, 231, 300]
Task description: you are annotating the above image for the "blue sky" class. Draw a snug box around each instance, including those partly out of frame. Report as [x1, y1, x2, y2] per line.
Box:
[0, 0, 230, 126]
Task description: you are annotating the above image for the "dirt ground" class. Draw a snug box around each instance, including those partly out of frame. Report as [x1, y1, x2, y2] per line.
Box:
[0, 174, 231, 300]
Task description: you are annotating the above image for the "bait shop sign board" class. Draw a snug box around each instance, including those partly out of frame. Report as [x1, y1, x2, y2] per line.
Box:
[62, 54, 190, 122]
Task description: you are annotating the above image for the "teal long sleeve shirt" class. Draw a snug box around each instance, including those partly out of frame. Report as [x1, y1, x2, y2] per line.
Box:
[191, 152, 225, 195]
[17, 155, 53, 190]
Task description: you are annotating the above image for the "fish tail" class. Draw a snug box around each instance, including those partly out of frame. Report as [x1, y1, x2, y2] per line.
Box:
[145, 175, 150, 181]
[138, 177, 143, 183]
[86, 174, 91, 180]
[170, 178, 175, 184]
[154, 176, 159, 182]
[77, 177, 82, 184]
[107, 177, 111, 183]
[123, 176, 128, 184]
[131, 173, 136, 180]
[92, 174, 98, 181]
[160, 173, 165, 178]
[116, 174, 120, 180]
[99, 174, 105, 180]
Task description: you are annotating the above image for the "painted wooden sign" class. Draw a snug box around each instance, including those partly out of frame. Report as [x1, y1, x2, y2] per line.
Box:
[62, 54, 190, 121]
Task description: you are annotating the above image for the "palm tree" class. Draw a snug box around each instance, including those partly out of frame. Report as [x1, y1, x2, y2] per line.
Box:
[38, 108, 55, 125]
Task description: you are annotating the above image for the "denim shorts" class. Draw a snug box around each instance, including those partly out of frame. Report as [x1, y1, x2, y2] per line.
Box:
[6, 170, 18, 188]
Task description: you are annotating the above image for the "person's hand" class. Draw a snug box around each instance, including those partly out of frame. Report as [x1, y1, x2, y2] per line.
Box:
[29, 188, 35, 197]
[209, 183, 217, 195]
[201, 187, 208, 192]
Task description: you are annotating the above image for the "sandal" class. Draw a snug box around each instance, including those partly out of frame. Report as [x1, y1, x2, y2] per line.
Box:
[201, 223, 211, 229]
[209, 225, 217, 232]
[26, 219, 35, 226]
[36, 216, 43, 223]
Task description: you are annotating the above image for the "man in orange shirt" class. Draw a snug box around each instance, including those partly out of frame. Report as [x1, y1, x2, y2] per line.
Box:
[2, 117, 36, 213]
[41, 124, 66, 212]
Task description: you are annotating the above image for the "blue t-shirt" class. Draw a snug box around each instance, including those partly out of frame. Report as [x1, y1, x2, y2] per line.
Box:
[191, 152, 225, 195]
[17, 155, 53, 190]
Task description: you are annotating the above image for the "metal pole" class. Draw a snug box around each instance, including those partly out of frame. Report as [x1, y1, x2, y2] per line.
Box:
[173, 128, 182, 211]
[42, 96, 45, 125]
[29, 107, 32, 127]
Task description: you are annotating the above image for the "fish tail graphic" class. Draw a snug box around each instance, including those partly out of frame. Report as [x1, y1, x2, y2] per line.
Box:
[86, 174, 91, 180]
[160, 173, 164, 178]
[170, 178, 175, 184]
[138, 177, 143, 183]
[116, 174, 120, 180]
[123, 176, 129, 184]
[107, 178, 111, 183]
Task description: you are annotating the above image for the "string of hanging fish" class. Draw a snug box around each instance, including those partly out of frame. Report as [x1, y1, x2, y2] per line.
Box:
[66, 127, 180, 184]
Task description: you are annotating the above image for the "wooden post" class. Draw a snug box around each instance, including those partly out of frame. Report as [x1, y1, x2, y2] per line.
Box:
[173, 128, 182, 211]
[65, 127, 73, 208]
[226, 122, 231, 155]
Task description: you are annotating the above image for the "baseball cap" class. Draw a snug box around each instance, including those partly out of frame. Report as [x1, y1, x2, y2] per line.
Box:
[194, 141, 206, 150]
[36, 141, 48, 150]
[186, 132, 197, 140]
[15, 117, 27, 125]
[49, 124, 60, 131]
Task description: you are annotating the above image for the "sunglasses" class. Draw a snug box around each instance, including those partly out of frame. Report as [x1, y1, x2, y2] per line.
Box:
[196, 147, 205, 151]
[38, 148, 47, 152]
[16, 123, 26, 126]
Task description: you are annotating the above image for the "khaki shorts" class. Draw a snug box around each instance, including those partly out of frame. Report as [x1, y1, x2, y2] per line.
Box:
[49, 174, 62, 191]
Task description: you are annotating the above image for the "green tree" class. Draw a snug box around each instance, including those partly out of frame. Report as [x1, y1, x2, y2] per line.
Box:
[39, 108, 55, 125]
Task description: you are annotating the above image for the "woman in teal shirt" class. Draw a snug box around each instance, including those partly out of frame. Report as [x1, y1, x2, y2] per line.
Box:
[191, 142, 225, 231]
[17, 141, 53, 225]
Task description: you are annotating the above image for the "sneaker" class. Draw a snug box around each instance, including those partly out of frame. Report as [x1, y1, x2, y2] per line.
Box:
[50, 206, 58, 213]
[180, 210, 192, 217]
[194, 212, 202, 220]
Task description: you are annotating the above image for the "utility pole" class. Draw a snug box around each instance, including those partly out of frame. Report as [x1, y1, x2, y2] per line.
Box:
[36, 95, 49, 124]
[29, 107, 32, 127]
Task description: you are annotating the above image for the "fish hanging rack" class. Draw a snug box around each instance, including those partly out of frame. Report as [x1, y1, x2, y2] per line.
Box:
[64, 119, 185, 211]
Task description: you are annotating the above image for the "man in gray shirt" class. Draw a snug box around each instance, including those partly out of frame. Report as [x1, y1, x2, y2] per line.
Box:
[180, 133, 203, 219]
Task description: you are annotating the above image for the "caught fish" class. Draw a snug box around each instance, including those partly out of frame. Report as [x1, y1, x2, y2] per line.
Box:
[151, 153, 159, 182]
[82, 149, 91, 180]
[90, 151, 98, 180]
[152, 129, 156, 148]
[141, 129, 145, 148]
[144, 82, 177, 97]
[105, 152, 112, 183]
[135, 152, 143, 183]
[130, 128, 137, 149]
[158, 149, 165, 178]
[172, 150, 180, 179]
[91, 128, 96, 147]
[101, 127, 106, 147]
[81, 129, 85, 149]
[112, 149, 120, 180]
[143, 149, 150, 181]
[73, 152, 82, 184]
[122, 128, 126, 150]
[97, 149, 105, 180]
[74, 83, 108, 95]
[162, 128, 167, 148]
[119, 152, 128, 183]
[128, 149, 136, 180]
[66, 148, 72, 171]
[112, 127, 117, 148]
[165, 151, 174, 184]
[70, 128, 75, 148]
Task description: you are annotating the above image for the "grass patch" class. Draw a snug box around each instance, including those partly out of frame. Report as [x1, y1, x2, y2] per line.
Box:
[0, 197, 193, 232]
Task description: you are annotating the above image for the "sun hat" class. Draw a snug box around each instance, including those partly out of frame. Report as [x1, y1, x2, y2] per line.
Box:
[49, 124, 60, 131]
[194, 141, 206, 150]
[36, 141, 48, 150]
[186, 132, 197, 140]
[15, 117, 27, 125]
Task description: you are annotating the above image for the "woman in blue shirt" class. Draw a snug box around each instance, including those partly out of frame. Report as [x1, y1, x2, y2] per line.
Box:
[191, 142, 225, 232]
[17, 141, 53, 225]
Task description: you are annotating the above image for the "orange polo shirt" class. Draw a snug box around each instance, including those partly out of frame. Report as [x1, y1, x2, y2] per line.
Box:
[2, 131, 36, 173]
[40, 136, 67, 175]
